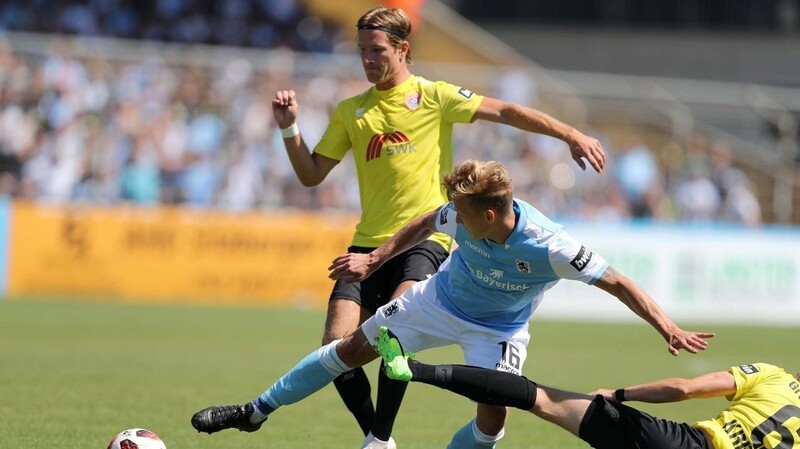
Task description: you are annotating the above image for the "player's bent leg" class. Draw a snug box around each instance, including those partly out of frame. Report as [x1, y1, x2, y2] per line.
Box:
[367, 368, 405, 447]
[370, 280, 416, 446]
[336, 368, 375, 436]
[326, 298, 376, 436]
[322, 298, 363, 344]
[370, 239, 444, 444]
[335, 327, 382, 367]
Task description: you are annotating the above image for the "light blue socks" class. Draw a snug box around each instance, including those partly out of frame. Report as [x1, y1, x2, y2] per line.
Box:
[446, 419, 505, 449]
[253, 340, 350, 416]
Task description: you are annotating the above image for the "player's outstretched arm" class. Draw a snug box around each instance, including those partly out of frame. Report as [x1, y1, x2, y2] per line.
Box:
[593, 370, 736, 404]
[272, 89, 338, 186]
[472, 96, 606, 173]
[593, 266, 715, 356]
[328, 209, 439, 283]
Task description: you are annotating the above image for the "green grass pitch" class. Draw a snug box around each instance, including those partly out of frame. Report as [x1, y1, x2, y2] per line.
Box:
[1, 298, 797, 449]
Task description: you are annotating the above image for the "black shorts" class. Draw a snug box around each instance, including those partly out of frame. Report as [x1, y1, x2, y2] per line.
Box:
[329, 240, 449, 314]
[579, 395, 711, 449]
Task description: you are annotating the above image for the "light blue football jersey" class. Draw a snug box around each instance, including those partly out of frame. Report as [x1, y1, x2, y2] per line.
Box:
[434, 199, 609, 331]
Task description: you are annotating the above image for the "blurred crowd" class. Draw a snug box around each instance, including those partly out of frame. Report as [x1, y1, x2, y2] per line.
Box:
[0, 39, 763, 226]
[0, 0, 344, 52]
[0, 0, 766, 226]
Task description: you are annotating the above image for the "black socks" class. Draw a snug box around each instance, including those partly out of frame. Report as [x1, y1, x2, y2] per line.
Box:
[333, 367, 375, 436]
[332, 365, 409, 441]
[407, 360, 538, 410]
[371, 364, 408, 441]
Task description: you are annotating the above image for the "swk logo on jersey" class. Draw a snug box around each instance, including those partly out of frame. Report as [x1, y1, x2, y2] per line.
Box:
[366, 131, 416, 161]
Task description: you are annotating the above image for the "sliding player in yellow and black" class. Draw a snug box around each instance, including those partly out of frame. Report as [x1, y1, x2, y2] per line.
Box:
[376, 326, 800, 449]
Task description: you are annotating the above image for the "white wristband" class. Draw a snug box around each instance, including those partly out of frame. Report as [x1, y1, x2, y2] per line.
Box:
[280, 123, 299, 138]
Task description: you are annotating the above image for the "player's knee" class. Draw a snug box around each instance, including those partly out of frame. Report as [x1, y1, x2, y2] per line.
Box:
[334, 329, 376, 368]
[322, 299, 362, 344]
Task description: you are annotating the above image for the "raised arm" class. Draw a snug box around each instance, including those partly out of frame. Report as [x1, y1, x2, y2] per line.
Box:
[472, 96, 605, 173]
[328, 208, 440, 283]
[273, 90, 339, 186]
[593, 266, 715, 356]
[593, 370, 736, 404]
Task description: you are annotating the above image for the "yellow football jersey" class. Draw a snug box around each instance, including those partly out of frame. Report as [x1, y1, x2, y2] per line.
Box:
[314, 74, 483, 248]
[695, 363, 800, 449]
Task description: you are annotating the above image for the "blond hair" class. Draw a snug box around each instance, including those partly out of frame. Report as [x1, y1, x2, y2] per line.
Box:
[443, 160, 513, 212]
[356, 7, 413, 64]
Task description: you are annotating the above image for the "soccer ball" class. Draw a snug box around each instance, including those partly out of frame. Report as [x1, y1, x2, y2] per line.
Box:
[107, 428, 167, 449]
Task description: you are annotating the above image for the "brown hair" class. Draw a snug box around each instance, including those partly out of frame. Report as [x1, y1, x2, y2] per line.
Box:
[443, 160, 513, 213]
[357, 7, 413, 64]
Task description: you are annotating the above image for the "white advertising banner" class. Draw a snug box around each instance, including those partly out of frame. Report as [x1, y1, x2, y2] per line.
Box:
[536, 223, 800, 325]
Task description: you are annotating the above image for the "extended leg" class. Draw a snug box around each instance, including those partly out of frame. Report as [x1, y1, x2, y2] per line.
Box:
[191, 328, 379, 434]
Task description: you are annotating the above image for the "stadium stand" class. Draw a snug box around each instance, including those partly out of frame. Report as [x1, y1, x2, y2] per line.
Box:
[0, 0, 796, 225]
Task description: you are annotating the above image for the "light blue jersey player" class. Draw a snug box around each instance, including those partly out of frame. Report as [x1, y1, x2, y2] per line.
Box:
[191, 161, 714, 449]
[349, 197, 609, 386]
[434, 199, 608, 332]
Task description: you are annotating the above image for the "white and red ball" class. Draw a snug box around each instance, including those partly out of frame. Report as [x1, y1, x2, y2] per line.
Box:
[107, 428, 167, 449]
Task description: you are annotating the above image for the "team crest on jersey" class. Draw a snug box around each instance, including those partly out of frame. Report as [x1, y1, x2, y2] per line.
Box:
[516, 260, 530, 273]
[405, 93, 420, 110]
[738, 364, 759, 375]
[382, 301, 400, 319]
[439, 208, 449, 226]
[355, 107, 366, 118]
[457, 87, 474, 99]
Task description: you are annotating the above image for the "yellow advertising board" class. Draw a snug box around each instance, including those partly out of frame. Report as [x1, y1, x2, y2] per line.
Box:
[8, 202, 358, 307]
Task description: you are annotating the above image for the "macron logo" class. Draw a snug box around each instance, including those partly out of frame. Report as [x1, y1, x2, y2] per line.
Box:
[366, 131, 410, 162]
[464, 240, 490, 258]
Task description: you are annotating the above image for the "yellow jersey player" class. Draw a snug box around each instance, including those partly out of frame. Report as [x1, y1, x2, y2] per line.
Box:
[372, 338, 800, 449]
[270, 6, 605, 449]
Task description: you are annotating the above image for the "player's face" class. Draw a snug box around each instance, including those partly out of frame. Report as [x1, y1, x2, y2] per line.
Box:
[357, 29, 408, 89]
[453, 197, 492, 240]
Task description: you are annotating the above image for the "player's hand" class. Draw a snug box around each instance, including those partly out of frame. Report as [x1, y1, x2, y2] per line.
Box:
[567, 131, 605, 173]
[272, 90, 299, 128]
[666, 329, 715, 356]
[328, 253, 379, 283]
